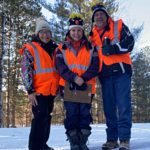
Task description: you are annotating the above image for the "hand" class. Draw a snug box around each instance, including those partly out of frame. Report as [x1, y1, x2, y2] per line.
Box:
[74, 76, 84, 86]
[28, 93, 38, 106]
[102, 44, 116, 56]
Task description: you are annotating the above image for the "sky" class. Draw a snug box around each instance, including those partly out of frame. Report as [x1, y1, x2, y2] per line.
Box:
[42, 0, 150, 50]
[115, 0, 150, 48]
[0, 123, 150, 149]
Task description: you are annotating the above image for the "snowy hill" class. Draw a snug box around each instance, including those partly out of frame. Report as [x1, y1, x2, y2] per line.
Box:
[0, 123, 150, 150]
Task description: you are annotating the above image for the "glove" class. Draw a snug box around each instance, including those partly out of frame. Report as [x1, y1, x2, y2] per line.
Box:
[102, 44, 118, 56]
[69, 82, 87, 91]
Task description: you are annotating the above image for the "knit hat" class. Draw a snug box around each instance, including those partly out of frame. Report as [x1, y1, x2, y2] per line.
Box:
[68, 13, 84, 30]
[91, 4, 109, 22]
[35, 17, 51, 35]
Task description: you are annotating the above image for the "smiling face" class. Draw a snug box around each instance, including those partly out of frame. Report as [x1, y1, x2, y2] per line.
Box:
[38, 29, 51, 43]
[94, 11, 107, 29]
[69, 27, 83, 41]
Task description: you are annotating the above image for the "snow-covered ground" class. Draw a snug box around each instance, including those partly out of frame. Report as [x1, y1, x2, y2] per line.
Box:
[0, 123, 150, 150]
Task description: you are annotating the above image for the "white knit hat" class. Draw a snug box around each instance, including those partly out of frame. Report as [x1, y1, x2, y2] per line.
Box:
[35, 17, 51, 35]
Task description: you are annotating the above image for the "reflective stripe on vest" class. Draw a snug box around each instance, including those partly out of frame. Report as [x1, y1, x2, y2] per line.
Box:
[61, 47, 94, 71]
[111, 21, 119, 44]
[29, 42, 56, 74]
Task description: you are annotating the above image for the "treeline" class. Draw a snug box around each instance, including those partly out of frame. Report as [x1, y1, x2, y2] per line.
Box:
[0, 0, 149, 127]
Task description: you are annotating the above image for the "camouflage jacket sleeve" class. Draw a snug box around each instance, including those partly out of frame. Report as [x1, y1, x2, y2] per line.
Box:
[21, 49, 35, 94]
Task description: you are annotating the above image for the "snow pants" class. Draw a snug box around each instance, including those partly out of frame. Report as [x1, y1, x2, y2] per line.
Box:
[28, 94, 55, 150]
[64, 101, 92, 132]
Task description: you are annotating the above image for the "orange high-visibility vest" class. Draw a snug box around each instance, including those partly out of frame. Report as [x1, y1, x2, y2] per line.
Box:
[58, 43, 96, 94]
[90, 18, 132, 72]
[20, 42, 59, 96]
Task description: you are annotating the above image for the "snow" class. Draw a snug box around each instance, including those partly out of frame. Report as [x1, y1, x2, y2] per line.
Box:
[0, 123, 150, 150]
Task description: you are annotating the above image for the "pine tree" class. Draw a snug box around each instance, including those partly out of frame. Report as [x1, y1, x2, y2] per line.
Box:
[0, 0, 6, 127]
[132, 46, 150, 122]
[51, 0, 69, 42]
[0, 0, 42, 127]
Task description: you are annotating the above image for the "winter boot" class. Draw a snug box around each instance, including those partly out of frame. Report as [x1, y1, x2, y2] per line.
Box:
[79, 129, 91, 150]
[67, 130, 80, 150]
[119, 140, 130, 150]
[102, 140, 119, 150]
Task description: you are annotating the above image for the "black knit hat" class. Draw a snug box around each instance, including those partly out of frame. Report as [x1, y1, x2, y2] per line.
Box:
[91, 4, 109, 22]
[68, 13, 84, 30]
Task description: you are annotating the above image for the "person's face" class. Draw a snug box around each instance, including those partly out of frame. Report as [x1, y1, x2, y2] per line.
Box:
[94, 11, 107, 29]
[38, 29, 51, 43]
[69, 27, 83, 41]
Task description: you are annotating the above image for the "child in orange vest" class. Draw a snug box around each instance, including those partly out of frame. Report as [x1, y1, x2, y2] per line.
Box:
[56, 13, 99, 150]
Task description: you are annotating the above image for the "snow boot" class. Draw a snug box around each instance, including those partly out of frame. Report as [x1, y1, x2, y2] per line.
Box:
[67, 130, 80, 150]
[102, 140, 119, 150]
[79, 129, 91, 150]
[119, 140, 130, 150]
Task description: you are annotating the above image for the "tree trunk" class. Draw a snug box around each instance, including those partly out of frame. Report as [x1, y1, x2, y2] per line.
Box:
[0, 58, 3, 127]
[6, 91, 10, 127]
[11, 100, 16, 127]
[0, 2, 6, 127]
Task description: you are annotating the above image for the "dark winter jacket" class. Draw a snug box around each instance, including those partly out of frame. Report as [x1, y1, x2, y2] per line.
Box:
[89, 19, 134, 78]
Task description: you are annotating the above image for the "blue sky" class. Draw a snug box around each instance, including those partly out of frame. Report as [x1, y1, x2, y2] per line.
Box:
[116, 0, 150, 48]
[43, 0, 150, 49]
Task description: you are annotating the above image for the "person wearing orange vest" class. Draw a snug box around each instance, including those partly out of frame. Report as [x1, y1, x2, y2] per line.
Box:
[56, 13, 99, 150]
[89, 4, 134, 150]
[20, 17, 59, 150]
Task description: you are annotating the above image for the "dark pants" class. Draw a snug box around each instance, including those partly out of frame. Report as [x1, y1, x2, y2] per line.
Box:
[99, 73, 132, 141]
[28, 95, 55, 150]
[64, 101, 92, 132]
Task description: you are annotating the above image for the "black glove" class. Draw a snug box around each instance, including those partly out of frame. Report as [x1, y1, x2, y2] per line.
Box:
[102, 44, 119, 56]
[69, 82, 87, 91]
